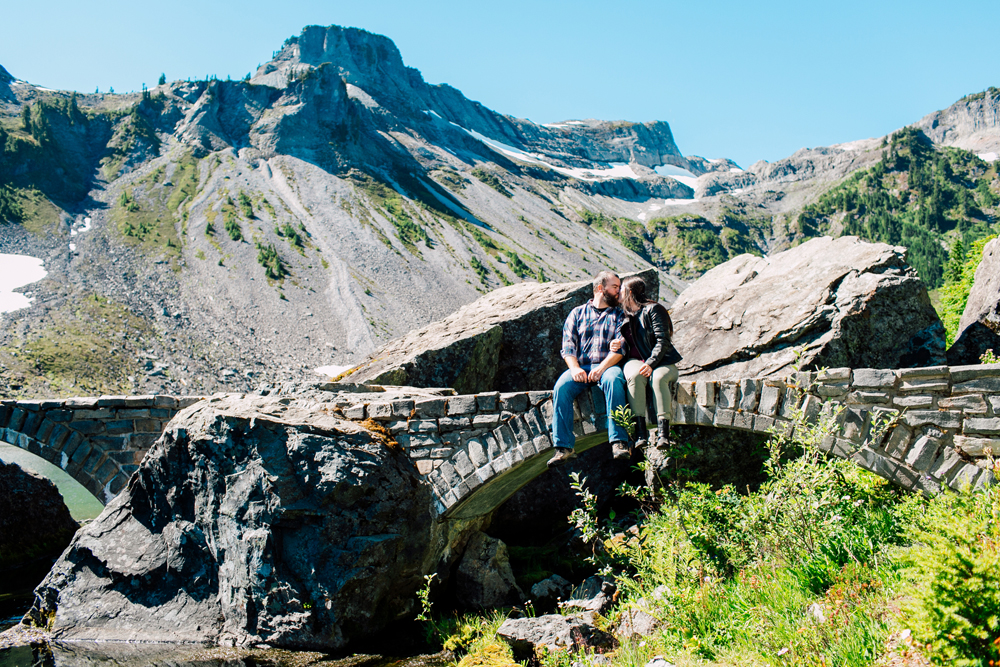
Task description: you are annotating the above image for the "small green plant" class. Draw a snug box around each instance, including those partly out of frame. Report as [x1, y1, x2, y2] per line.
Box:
[981, 348, 1000, 364]
[505, 250, 532, 278]
[276, 222, 304, 249]
[415, 573, 436, 622]
[611, 404, 636, 439]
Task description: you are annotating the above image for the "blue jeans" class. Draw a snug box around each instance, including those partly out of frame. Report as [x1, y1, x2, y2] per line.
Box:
[552, 365, 629, 450]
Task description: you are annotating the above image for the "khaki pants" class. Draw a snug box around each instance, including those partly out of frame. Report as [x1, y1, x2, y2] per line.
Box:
[624, 360, 678, 420]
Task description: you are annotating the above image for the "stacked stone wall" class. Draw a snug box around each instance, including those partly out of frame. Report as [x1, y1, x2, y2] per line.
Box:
[671, 364, 1000, 494]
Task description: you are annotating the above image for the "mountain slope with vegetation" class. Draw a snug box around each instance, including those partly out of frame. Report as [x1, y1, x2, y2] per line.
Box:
[797, 127, 999, 288]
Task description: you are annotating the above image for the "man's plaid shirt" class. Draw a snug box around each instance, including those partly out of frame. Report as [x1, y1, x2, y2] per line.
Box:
[560, 300, 628, 367]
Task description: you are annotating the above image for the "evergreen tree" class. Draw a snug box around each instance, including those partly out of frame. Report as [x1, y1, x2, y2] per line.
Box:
[158, 73, 166, 86]
[20, 105, 30, 131]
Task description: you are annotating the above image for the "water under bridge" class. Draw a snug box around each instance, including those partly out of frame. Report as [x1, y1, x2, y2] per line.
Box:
[2, 363, 999, 516]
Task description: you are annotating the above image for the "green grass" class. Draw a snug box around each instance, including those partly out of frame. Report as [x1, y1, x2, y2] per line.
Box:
[0, 294, 151, 397]
[472, 167, 513, 197]
[423, 395, 1000, 667]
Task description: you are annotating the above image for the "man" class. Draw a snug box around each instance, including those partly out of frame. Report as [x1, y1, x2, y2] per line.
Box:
[548, 270, 631, 467]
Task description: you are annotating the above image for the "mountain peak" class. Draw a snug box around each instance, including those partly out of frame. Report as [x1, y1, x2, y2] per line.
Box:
[252, 24, 423, 106]
[0, 64, 12, 83]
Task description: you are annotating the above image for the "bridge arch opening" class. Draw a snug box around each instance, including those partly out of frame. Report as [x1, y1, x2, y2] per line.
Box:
[0, 444, 104, 521]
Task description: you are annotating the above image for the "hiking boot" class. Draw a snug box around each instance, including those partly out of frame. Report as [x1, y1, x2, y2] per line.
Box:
[611, 440, 631, 460]
[656, 418, 673, 450]
[634, 416, 649, 449]
[547, 448, 578, 468]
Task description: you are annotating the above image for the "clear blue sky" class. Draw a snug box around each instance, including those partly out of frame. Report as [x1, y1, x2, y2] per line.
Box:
[3, 0, 997, 168]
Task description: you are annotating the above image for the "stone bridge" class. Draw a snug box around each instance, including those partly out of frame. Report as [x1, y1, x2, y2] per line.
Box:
[3, 363, 1000, 515]
[0, 395, 203, 503]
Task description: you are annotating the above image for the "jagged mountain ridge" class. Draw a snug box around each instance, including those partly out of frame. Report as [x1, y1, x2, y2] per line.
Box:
[0, 25, 716, 398]
[1, 25, 997, 400]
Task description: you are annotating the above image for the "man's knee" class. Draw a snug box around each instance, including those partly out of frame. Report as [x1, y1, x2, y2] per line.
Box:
[604, 365, 624, 382]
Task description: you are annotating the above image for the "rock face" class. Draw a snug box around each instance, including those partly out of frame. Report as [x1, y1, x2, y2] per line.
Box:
[345, 268, 659, 393]
[0, 461, 78, 571]
[948, 237, 1000, 365]
[671, 236, 946, 380]
[912, 88, 1000, 155]
[453, 532, 523, 609]
[26, 393, 484, 649]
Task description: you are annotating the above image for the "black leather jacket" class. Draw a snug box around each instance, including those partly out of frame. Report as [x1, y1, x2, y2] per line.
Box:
[627, 303, 682, 368]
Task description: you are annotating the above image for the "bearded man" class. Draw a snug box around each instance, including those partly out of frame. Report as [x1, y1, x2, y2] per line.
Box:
[547, 270, 630, 467]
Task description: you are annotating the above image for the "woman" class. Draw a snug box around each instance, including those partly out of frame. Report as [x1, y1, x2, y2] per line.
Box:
[612, 276, 682, 452]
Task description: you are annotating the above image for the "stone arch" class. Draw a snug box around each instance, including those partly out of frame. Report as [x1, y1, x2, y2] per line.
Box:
[0, 396, 198, 504]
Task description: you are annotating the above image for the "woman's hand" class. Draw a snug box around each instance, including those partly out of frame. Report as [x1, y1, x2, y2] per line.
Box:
[639, 363, 653, 378]
[610, 338, 622, 352]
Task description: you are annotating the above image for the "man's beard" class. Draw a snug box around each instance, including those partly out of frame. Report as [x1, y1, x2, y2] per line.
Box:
[603, 292, 619, 308]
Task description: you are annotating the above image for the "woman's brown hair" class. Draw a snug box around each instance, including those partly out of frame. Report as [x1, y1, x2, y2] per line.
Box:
[620, 276, 673, 337]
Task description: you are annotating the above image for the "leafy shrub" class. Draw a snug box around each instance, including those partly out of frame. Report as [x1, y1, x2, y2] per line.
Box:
[469, 256, 490, 285]
[276, 222, 304, 248]
[903, 485, 1000, 666]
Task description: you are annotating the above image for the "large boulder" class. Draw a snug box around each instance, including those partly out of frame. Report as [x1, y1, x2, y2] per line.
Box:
[671, 236, 946, 380]
[24, 392, 486, 649]
[948, 237, 1000, 365]
[0, 460, 78, 572]
[342, 269, 659, 393]
[453, 532, 523, 609]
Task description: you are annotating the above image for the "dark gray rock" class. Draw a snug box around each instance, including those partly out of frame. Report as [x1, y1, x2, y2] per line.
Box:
[0, 460, 78, 572]
[562, 577, 616, 615]
[454, 532, 523, 609]
[24, 394, 470, 649]
[347, 269, 659, 393]
[672, 236, 946, 380]
[530, 574, 573, 611]
[948, 237, 1000, 365]
[497, 614, 613, 659]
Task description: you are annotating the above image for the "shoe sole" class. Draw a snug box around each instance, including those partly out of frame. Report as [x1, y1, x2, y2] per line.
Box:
[547, 452, 577, 468]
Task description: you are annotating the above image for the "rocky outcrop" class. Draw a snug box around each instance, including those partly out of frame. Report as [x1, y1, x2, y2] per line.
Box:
[344, 269, 659, 393]
[254, 26, 687, 172]
[672, 236, 946, 380]
[695, 141, 883, 198]
[912, 88, 1000, 155]
[497, 614, 613, 659]
[948, 237, 1000, 365]
[0, 460, 78, 572]
[25, 392, 489, 649]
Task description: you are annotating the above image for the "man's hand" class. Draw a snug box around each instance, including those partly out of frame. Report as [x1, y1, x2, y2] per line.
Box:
[639, 363, 653, 378]
[609, 338, 622, 352]
[571, 367, 588, 383]
[587, 367, 605, 383]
